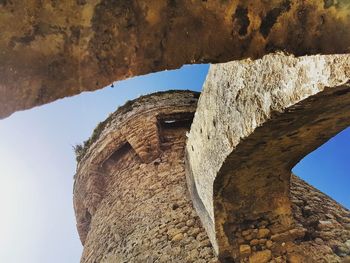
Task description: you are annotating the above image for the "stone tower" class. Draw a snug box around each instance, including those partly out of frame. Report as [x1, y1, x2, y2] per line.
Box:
[73, 91, 217, 262]
[73, 90, 350, 263]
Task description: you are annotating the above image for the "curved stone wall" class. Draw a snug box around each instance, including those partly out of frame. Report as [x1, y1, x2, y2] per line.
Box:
[73, 91, 218, 262]
[1, 0, 350, 118]
[186, 53, 350, 262]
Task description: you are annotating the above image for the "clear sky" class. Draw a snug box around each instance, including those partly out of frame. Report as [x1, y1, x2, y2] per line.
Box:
[0, 64, 348, 263]
[293, 127, 350, 208]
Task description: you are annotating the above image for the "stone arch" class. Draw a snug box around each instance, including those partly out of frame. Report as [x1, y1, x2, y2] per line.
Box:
[185, 53, 350, 262]
[214, 83, 350, 262]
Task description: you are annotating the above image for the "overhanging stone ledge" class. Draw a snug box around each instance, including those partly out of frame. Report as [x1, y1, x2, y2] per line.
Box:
[1, 0, 350, 118]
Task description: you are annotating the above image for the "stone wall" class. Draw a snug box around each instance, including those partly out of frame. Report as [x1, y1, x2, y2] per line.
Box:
[74, 89, 350, 262]
[232, 174, 350, 263]
[1, 0, 350, 118]
[73, 91, 218, 262]
[185, 53, 350, 261]
[289, 175, 350, 262]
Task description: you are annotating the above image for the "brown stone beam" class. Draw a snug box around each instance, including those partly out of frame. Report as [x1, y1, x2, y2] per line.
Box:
[1, 0, 350, 118]
[185, 54, 350, 261]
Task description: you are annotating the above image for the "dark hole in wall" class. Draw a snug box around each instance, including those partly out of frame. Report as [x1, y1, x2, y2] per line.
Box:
[101, 142, 133, 169]
[233, 6, 250, 36]
[260, 0, 291, 38]
[219, 255, 236, 263]
[157, 112, 195, 148]
[158, 112, 195, 130]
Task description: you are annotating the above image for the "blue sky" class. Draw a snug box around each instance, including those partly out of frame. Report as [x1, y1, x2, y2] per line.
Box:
[0, 64, 348, 263]
[293, 127, 350, 208]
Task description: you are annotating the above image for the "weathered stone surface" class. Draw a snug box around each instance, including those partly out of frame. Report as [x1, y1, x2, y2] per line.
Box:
[239, 244, 251, 257]
[73, 91, 218, 262]
[257, 228, 270, 239]
[185, 53, 350, 261]
[1, 1, 350, 118]
[249, 250, 272, 263]
[72, 88, 350, 262]
[289, 176, 350, 262]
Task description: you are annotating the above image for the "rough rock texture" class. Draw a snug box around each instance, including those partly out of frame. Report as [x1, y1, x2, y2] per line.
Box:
[1, 0, 350, 118]
[185, 53, 350, 261]
[289, 175, 350, 263]
[73, 91, 218, 262]
[229, 174, 350, 263]
[73, 90, 350, 262]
